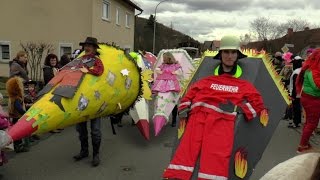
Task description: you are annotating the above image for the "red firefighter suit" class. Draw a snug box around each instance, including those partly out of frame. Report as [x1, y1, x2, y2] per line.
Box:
[163, 74, 265, 180]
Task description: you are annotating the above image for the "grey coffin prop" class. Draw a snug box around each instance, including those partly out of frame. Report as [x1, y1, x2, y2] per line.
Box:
[170, 56, 287, 180]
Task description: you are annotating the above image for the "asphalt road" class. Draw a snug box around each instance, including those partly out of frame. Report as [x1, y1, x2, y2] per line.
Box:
[0, 116, 319, 180]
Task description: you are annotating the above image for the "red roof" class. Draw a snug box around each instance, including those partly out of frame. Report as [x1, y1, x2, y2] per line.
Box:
[247, 28, 320, 55]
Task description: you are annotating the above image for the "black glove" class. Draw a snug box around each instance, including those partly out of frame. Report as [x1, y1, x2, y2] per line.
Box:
[178, 108, 190, 118]
[218, 100, 237, 113]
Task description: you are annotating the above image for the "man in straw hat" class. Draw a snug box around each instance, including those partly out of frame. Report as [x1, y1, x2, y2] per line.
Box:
[37, 37, 104, 166]
[37, 37, 104, 111]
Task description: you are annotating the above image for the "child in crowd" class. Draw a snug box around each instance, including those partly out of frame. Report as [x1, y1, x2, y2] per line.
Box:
[6, 77, 29, 153]
[0, 93, 11, 165]
[24, 80, 37, 110]
[24, 80, 41, 140]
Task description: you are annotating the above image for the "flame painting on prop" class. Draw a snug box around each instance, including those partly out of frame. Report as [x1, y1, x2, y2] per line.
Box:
[260, 109, 269, 127]
[128, 51, 153, 140]
[0, 44, 142, 146]
[152, 49, 195, 136]
[177, 118, 186, 139]
[235, 148, 248, 179]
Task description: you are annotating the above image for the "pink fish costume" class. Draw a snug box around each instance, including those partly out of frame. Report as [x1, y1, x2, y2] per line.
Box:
[152, 52, 182, 136]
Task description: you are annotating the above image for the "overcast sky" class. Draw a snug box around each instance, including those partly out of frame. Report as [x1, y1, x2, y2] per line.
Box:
[134, 0, 320, 42]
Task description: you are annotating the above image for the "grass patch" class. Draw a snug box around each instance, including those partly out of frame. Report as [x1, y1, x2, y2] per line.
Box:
[0, 82, 5, 90]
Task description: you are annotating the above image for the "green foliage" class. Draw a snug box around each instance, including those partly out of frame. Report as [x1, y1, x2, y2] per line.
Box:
[134, 17, 200, 54]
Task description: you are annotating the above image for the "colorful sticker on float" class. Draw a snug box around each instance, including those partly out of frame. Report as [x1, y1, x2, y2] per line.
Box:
[77, 94, 89, 111]
[32, 114, 49, 128]
[260, 109, 269, 127]
[118, 54, 124, 64]
[117, 102, 122, 110]
[39, 122, 49, 132]
[235, 148, 248, 179]
[56, 112, 72, 127]
[89, 76, 99, 86]
[121, 69, 130, 76]
[106, 71, 116, 86]
[63, 112, 71, 120]
[113, 88, 121, 98]
[26, 108, 43, 121]
[96, 102, 107, 114]
[125, 77, 132, 90]
[94, 90, 101, 100]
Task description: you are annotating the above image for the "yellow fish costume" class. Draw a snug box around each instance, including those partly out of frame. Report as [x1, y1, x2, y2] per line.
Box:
[2, 44, 142, 142]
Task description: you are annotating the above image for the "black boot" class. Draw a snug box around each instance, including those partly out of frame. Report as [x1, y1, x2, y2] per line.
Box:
[92, 154, 100, 167]
[92, 137, 101, 167]
[73, 151, 88, 161]
[31, 135, 40, 140]
[15, 145, 29, 153]
[14, 141, 29, 153]
[73, 140, 88, 161]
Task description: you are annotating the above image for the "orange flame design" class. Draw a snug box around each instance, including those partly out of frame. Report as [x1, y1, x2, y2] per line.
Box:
[235, 148, 248, 179]
[260, 109, 269, 127]
[177, 118, 187, 139]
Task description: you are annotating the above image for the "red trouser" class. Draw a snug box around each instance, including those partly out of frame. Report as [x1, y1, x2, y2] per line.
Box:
[299, 93, 320, 146]
[163, 107, 236, 180]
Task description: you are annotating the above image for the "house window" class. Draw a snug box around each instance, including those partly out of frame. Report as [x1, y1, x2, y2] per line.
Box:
[102, 0, 110, 20]
[124, 48, 130, 54]
[59, 43, 72, 57]
[0, 42, 10, 61]
[124, 46, 131, 54]
[116, 8, 120, 25]
[125, 12, 131, 28]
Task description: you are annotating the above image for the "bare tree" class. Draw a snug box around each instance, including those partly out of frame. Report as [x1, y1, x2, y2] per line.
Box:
[240, 33, 253, 45]
[147, 15, 155, 26]
[285, 18, 311, 31]
[20, 42, 54, 81]
[273, 18, 312, 37]
[250, 17, 274, 41]
[250, 17, 315, 41]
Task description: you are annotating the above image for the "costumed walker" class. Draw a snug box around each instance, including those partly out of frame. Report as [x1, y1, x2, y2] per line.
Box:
[152, 52, 182, 136]
[0, 44, 141, 148]
[163, 36, 276, 180]
[128, 51, 153, 140]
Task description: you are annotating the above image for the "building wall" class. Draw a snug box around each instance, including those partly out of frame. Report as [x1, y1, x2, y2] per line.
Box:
[92, 0, 135, 50]
[0, 0, 136, 77]
[0, 0, 92, 77]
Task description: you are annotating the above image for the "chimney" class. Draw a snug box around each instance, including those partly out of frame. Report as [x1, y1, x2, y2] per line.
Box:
[287, 28, 293, 37]
[304, 27, 310, 31]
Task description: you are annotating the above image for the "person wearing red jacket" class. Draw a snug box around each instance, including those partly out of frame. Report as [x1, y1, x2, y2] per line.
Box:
[37, 37, 104, 167]
[37, 37, 104, 112]
[163, 35, 266, 180]
[296, 48, 320, 153]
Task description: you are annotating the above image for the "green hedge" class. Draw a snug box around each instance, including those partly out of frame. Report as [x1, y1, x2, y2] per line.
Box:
[0, 77, 8, 83]
[0, 79, 8, 107]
